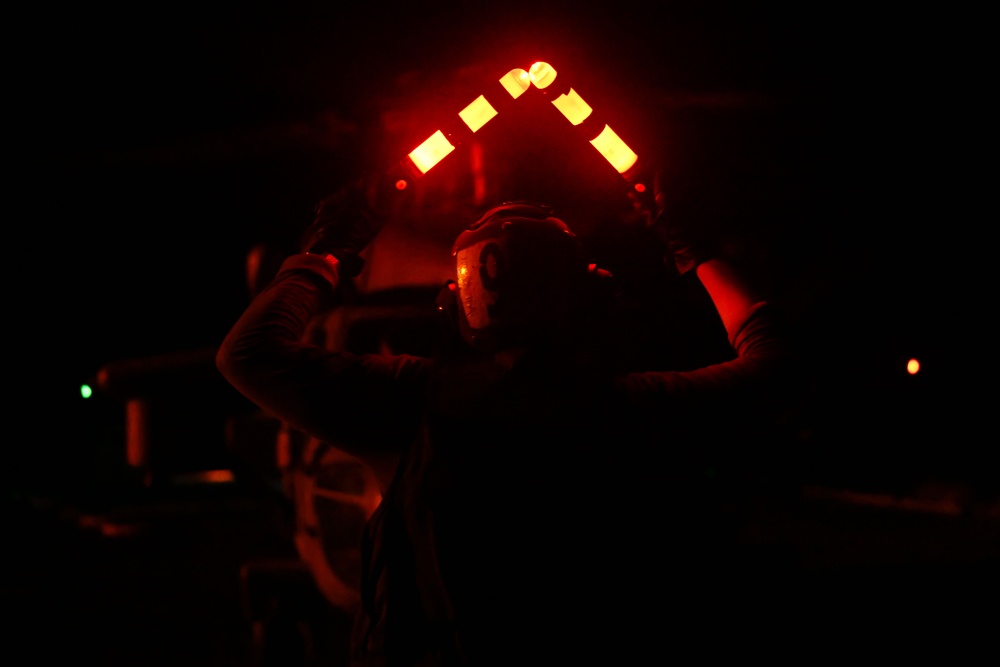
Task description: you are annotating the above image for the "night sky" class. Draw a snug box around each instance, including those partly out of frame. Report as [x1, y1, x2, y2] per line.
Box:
[11, 2, 984, 493]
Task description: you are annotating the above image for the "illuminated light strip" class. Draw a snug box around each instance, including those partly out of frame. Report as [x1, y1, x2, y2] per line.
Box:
[458, 95, 498, 133]
[528, 61, 641, 177]
[408, 130, 456, 174]
[499, 68, 531, 99]
[397, 62, 642, 182]
[527, 61, 557, 89]
[551, 88, 593, 126]
[590, 125, 639, 174]
[399, 68, 530, 179]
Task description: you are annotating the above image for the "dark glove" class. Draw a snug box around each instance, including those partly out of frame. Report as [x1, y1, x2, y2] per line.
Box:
[648, 169, 721, 275]
[301, 174, 391, 277]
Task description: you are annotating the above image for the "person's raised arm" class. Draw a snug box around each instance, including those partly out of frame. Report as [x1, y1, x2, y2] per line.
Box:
[215, 174, 427, 477]
[217, 172, 391, 394]
[643, 166, 764, 344]
[695, 257, 763, 343]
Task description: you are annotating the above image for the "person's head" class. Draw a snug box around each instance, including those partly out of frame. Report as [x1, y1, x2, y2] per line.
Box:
[446, 201, 592, 354]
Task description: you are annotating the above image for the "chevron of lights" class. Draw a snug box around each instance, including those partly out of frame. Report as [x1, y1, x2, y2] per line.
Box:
[399, 62, 640, 186]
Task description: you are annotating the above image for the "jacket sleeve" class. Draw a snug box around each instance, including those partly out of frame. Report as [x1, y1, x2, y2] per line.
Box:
[216, 253, 433, 463]
[612, 255, 805, 430]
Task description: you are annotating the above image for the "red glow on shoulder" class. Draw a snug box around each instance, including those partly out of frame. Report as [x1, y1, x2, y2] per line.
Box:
[907, 358, 920, 375]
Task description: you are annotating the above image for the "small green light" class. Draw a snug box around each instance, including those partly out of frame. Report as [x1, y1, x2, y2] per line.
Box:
[80, 384, 93, 399]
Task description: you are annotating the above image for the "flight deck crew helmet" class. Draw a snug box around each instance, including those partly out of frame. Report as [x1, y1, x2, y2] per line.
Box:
[449, 201, 589, 353]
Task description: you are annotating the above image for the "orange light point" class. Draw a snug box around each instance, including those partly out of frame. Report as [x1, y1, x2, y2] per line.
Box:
[907, 358, 920, 375]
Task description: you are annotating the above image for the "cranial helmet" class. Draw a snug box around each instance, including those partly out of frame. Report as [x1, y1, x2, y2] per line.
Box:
[449, 201, 589, 352]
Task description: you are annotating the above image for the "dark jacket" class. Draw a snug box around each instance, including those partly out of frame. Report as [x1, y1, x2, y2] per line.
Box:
[217, 252, 801, 665]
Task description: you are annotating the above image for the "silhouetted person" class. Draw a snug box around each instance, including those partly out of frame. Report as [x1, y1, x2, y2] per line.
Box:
[217, 174, 802, 665]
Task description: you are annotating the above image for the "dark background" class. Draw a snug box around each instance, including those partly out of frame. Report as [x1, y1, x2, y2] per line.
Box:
[6, 1, 994, 664]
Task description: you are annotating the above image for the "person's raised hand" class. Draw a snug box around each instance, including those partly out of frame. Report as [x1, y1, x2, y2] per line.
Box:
[301, 173, 392, 277]
[648, 168, 722, 275]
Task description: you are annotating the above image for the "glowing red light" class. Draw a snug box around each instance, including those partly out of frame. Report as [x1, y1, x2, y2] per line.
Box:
[634, 183, 646, 193]
[395, 179, 408, 190]
[907, 358, 920, 375]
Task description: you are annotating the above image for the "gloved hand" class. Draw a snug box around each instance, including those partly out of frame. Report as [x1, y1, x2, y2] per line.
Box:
[300, 173, 391, 277]
[647, 169, 721, 275]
